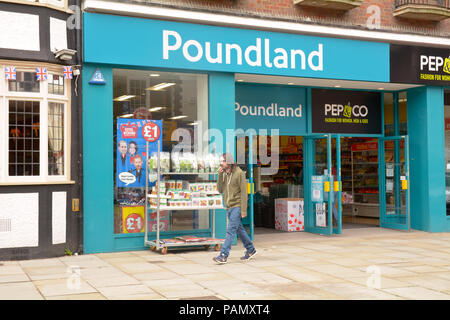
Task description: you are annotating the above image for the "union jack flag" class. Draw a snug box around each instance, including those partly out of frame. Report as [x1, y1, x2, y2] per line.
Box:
[4, 67, 16, 80]
[63, 66, 73, 79]
[36, 67, 47, 81]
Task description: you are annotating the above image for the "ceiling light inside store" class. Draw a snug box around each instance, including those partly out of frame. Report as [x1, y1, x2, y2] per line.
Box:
[169, 115, 188, 120]
[378, 88, 384, 90]
[120, 114, 134, 118]
[113, 95, 136, 101]
[149, 107, 165, 112]
[288, 82, 294, 85]
[145, 82, 176, 91]
[334, 85, 341, 88]
[149, 74, 160, 77]
[188, 122, 198, 126]
[237, 79, 244, 82]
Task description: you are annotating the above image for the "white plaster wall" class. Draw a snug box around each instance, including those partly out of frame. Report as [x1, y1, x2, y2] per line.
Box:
[0, 11, 40, 51]
[52, 191, 67, 244]
[50, 17, 68, 51]
[0, 193, 39, 248]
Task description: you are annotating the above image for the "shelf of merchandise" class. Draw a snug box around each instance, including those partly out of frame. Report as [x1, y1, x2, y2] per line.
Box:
[144, 141, 224, 254]
[351, 147, 380, 218]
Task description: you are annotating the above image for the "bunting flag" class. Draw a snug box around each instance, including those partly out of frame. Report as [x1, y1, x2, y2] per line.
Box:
[36, 67, 48, 81]
[4, 67, 16, 80]
[63, 66, 73, 79]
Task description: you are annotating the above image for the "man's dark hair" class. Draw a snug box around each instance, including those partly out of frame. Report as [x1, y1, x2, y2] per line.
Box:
[222, 152, 236, 170]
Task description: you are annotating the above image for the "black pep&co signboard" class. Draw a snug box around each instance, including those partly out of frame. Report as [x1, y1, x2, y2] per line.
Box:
[311, 89, 382, 134]
[390, 44, 450, 85]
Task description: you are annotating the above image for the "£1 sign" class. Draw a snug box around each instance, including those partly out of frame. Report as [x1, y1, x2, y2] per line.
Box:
[142, 122, 161, 142]
[125, 213, 144, 233]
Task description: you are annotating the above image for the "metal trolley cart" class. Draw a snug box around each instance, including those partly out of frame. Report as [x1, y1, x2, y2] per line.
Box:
[144, 141, 224, 254]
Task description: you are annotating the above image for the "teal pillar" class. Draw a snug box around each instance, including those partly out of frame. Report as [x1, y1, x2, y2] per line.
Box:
[82, 64, 114, 253]
[209, 72, 235, 239]
[407, 86, 446, 232]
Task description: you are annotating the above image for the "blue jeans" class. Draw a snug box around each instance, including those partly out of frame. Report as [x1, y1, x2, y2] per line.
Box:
[220, 207, 255, 258]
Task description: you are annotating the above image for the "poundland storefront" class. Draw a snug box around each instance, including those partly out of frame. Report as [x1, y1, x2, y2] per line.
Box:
[82, 10, 450, 254]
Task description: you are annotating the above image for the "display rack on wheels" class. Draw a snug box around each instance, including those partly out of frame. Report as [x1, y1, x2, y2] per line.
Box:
[144, 140, 225, 254]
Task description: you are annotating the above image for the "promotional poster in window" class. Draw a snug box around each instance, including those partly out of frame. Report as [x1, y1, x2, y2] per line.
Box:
[116, 119, 162, 188]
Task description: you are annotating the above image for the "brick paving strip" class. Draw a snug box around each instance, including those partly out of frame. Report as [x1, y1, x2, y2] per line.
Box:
[1, 228, 450, 300]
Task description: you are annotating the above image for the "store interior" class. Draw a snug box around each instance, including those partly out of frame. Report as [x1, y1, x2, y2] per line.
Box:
[250, 92, 408, 233]
[111, 67, 412, 236]
[249, 135, 378, 232]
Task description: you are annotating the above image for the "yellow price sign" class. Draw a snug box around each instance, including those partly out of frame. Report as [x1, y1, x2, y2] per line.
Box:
[247, 182, 254, 194]
[324, 181, 330, 192]
[122, 206, 145, 234]
[334, 181, 340, 192]
[402, 179, 408, 190]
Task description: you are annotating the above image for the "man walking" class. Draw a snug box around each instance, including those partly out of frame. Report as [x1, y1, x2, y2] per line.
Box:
[213, 153, 257, 264]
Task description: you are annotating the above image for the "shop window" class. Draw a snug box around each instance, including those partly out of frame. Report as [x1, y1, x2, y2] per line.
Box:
[48, 74, 64, 95]
[113, 69, 209, 234]
[444, 89, 450, 216]
[0, 64, 70, 182]
[48, 102, 65, 175]
[8, 100, 40, 176]
[8, 71, 40, 93]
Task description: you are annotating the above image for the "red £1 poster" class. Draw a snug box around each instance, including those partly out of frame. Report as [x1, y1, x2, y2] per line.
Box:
[142, 121, 161, 142]
[122, 207, 145, 233]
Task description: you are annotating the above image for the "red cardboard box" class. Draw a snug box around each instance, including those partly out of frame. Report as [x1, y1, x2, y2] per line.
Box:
[275, 198, 304, 232]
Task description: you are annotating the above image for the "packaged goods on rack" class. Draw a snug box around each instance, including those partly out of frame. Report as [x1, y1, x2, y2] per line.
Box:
[213, 195, 223, 207]
[150, 197, 168, 207]
[171, 152, 181, 172]
[192, 198, 200, 207]
[149, 152, 221, 173]
[148, 152, 170, 172]
[197, 154, 206, 173]
[199, 198, 209, 207]
[150, 179, 223, 209]
[212, 154, 221, 172]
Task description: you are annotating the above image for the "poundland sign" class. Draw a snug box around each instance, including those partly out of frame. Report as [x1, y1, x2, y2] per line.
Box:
[235, 102, 302, 118]
[163, 31, 323, 72]
[235, 83, 307, 135]
[84, 13, 390, 82]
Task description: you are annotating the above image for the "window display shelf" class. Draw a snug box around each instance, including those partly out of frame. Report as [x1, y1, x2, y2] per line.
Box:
[155, 172, 219, 175]
[145, 141, 224, 254]
[149, 205, 224, 211]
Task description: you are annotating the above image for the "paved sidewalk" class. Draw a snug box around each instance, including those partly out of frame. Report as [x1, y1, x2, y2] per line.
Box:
[1, 227, 450, 300]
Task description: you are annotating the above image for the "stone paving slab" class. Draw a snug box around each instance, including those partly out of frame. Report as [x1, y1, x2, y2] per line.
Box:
[1, 227, 450, 300]
[0, 282, 43, 300]
[33, 278, 97, 297]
